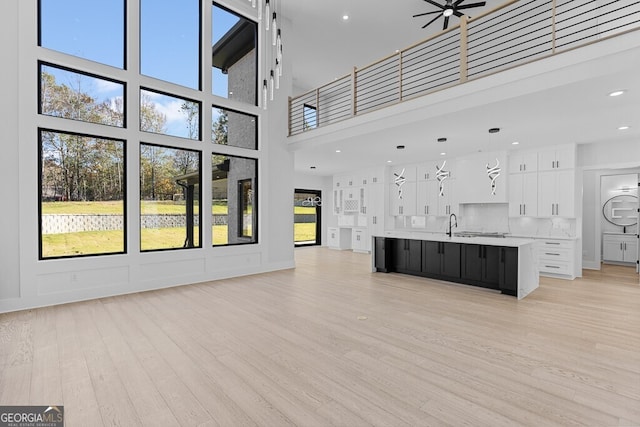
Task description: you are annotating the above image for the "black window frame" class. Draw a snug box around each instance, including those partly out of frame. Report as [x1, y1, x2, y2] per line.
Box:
[212, 104, 258, 150]
[139, 87, 203, 141]
[38, 127, 128, 260]
[38, 61, 128, 129]
[37, 0, 127, 70]
[139, 141, 203, 253]
[212, 2, 259, 107]
[212, 152, 258, 247]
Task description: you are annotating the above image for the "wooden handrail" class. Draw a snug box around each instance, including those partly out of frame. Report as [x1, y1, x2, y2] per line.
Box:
[288, 0, 640, 136]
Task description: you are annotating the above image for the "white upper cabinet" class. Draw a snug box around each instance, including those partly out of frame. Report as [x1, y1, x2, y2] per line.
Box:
[389, 182, 417, 216]
[456, 151, 508, 204]
[390, 165, 416, 183]
[538, 169, 576, 217]
[333, 175, 352, 188]
[538, 146, 576, 171]
[368, 166, 385, 185]
[508, 172, 538, 217]
[437, 179, 457, 216]
[508, 150, 538, 174]
[417, 163, 433, 181]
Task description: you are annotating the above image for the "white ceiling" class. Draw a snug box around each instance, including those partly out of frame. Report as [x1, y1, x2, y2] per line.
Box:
[283, 0, 504, 92]
[279, 1, 640, 176]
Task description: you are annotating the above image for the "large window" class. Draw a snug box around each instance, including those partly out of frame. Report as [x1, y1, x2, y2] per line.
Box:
[39, 62, 125, 127]
[212, 106, 257, 150]
[212, 3, 258, 106]
[39, 130, 126, 259]
[212, 154, 257, 245]
[36, 1, 260, 260]
[39, 0, 125, 69]
[140, 0, 201, 89]
[140, 88, 201, 140]
[140, 144, 201, 251]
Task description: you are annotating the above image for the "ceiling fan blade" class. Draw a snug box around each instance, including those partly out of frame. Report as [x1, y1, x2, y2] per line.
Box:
[413, 10, 444, 17]
[454, 0, 466, 5]
[423, 0, 446, 10]
[443, 16, 450, 30]
[453, 10, 464, 17]
[422, 14, 442, 29]
[456, 2, 486, 10]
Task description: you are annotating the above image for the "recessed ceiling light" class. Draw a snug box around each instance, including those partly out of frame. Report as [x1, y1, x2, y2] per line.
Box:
[437, 137, 447, 143]
[387, 160, 392, 163]
[512, 141, 520, 145]
[618, 126, 630, 130]
[488, 127, 500, 134]
[609, 90, 626, 97]
[440, 152, 446, 156]
[335, 149, 341, 153]
[310, 166, 316, 169]
[342, 14, 349, 20]
[396, 145, 405, 150]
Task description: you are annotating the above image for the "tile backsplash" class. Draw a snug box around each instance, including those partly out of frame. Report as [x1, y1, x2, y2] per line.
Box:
[401, 202, 577, 237]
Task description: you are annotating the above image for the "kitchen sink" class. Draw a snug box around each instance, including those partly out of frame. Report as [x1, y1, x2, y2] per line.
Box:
[453, 231, 507, 238]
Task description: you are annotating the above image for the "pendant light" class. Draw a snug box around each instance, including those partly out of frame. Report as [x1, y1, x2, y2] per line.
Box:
[265, 0, 270, 30]
[262, 79, 268, 110]
[269, 70, 275, 101]
[275, 58, 280, 89]
[272, 12, 277, 45]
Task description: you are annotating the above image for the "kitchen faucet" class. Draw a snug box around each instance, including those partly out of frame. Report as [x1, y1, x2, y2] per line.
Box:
[447, 213, 457, 238]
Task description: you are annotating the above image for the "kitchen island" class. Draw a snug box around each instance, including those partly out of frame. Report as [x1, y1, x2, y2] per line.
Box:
[372, 231, 539, 299]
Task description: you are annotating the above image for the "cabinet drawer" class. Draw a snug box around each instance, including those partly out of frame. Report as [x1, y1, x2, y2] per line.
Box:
[538, 239, 574, 250]
[538, 247, 570, 262]
[539, 260, 571, 275]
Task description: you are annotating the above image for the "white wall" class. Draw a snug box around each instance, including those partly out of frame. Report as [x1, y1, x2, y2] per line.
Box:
[579, 140, 640, 269]
[0, 0, 296, 313]
[0, 0, 21, 300]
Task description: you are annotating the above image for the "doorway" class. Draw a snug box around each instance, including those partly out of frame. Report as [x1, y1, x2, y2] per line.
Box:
[294, 189, 322, 247]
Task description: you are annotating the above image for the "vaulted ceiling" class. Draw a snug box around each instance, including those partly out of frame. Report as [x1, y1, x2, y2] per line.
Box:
[279, 1, 640, 175]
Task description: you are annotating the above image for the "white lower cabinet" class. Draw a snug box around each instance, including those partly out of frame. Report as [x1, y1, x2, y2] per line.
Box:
[603, 234, 638, 263]
[536, 238, 579, 279]
[352, 228, 370, 253]
[328, 227, 351, 250]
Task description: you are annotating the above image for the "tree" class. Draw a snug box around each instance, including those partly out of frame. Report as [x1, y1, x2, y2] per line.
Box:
[212, 109, 228, 145]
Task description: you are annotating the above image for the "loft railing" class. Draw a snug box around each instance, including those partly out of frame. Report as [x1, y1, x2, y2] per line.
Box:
[288, 0, 640, 136]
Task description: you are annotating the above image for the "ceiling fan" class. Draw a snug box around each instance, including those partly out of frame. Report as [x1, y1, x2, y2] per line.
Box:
[413, 0, 487, 30]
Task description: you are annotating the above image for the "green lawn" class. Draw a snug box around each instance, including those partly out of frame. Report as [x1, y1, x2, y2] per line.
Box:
[294, 223, 316, 243]
[294, 206, 315, 214]
[41, 225, 232, 257]
[41, 200, 229, 215]
[41, 230, 125, 257]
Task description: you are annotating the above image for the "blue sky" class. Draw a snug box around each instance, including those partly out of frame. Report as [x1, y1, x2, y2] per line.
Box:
[40, 0, 242, 136]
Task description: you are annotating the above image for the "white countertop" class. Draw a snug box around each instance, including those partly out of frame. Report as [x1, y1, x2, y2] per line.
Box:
[376, 231, 536, 248]
[509, 234, 579, 241]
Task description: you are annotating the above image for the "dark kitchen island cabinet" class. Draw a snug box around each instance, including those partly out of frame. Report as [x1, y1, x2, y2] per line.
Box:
[372, 233, 538, 299]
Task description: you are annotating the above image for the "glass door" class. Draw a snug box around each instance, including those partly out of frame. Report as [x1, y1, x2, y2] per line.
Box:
[294, 189, 321, 246]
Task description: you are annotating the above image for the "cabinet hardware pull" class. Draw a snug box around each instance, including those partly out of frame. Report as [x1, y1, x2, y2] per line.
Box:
[545, 242, 561, 245]
[523, 205, 526, 215]
[546, 265, 560, 269]
[545, 253, 560, 256]
[621, 243, 623, 250]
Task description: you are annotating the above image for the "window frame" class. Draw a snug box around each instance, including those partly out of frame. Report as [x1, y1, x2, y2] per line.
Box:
[212, 104, 258, 150]
[139, 141, 203, 253]
[212, 152, 258, 247]
[38, 60, 128, 128]
[139, 87, 203, 141]
[38, 127, 128, 260]
[37, 0, 127, 69]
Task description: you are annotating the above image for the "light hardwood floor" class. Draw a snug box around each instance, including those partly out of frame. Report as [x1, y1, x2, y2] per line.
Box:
[1, 248, 639, 426]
